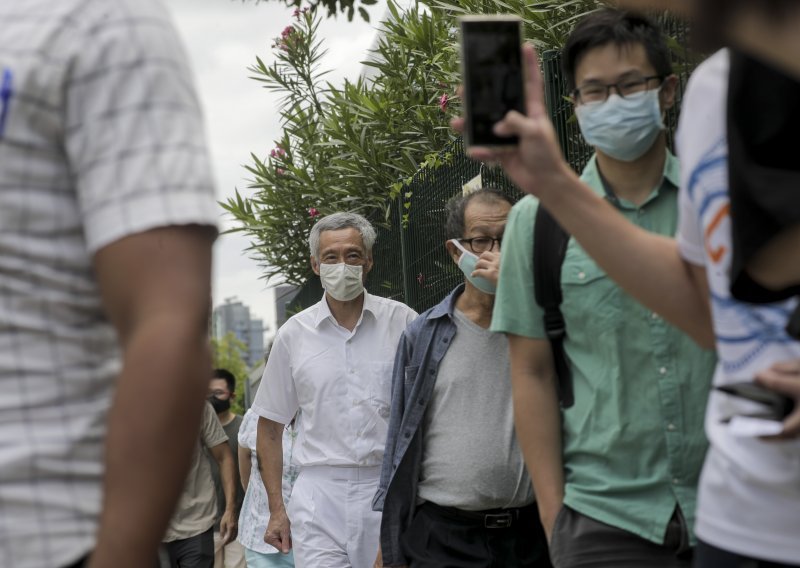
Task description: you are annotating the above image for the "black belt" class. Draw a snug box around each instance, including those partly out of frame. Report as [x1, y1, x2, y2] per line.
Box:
[421, 501, 535, 529]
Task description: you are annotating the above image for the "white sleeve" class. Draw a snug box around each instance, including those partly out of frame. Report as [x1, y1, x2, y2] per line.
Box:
[674, 50, 731, 267]
[65, 0, 218, 254]
[251, 329, 298, 425]
[676, 184, 706, 266]
[237, 409, 256, 450]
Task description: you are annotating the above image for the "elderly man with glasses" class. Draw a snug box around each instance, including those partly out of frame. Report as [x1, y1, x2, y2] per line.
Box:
[373, 187, 552, 568]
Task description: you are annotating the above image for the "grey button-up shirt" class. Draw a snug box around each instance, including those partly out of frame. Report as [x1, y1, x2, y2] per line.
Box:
[372, 286, 462, 567]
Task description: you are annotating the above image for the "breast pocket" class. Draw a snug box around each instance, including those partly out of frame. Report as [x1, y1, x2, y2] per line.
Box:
[560, 253, 621, 330]
[369, 362, 394, 417]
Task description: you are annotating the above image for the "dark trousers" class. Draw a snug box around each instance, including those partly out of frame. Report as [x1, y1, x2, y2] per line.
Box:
[549, 505, 693, 568]
[162, 527, 214, 568]
[695, 540, 800, 568]
[63, 554, 161, 568]
[400, 501, 552, 568]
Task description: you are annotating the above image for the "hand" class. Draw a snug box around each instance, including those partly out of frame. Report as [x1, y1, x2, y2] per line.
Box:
[756, 359, 800, 438]
[471, 251, 501, 287]
[451, 44, 576, 200]
[264, 507, 292, 554]
[219, 509, 238, 545]
[373, 545, 408, 568]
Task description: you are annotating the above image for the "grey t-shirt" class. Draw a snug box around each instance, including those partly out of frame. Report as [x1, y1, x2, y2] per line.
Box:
[417, 308, 534, 511]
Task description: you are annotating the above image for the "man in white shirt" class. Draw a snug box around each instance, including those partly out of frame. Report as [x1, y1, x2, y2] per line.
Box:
[0, 1, 218, 567]
[252, 212, 417, 568]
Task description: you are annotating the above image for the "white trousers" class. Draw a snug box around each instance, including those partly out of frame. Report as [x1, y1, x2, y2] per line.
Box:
[287, 465, 381, 568]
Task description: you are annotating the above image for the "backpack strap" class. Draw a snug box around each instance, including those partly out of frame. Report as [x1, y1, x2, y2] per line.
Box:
[533, 205, 574, 408]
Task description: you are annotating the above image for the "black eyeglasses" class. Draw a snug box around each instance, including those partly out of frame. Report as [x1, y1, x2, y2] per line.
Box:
[572, 75, 664, 104]
[459, 236, 502, 253]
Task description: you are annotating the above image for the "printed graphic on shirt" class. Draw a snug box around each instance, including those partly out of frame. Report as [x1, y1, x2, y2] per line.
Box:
[0, 67, 12, 137]
[687, 137, 798, 376]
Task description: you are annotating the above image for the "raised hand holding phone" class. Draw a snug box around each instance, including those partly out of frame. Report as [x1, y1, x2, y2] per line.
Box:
[453, 40, 578, 199]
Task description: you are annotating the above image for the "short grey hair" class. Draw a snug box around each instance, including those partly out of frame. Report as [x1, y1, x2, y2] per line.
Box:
[308, 212, 377, 259]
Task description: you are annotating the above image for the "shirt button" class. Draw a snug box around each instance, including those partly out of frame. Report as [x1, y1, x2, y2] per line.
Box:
[578, 272, 586, 280]
[667, 423, 676, 431]
[404, 432, 411, 439]
[650, 312, 660, 320]
[672, 478, 680, 485]
[429, 369, 435, 375]
[659, 367, 667, 375]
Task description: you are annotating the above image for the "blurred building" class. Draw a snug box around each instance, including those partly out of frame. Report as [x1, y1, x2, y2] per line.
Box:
[213, 297, 266, 368]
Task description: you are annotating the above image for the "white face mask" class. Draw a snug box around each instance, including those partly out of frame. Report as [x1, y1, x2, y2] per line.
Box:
[575, 89, 664, 162]
[319, 262, 364, 302]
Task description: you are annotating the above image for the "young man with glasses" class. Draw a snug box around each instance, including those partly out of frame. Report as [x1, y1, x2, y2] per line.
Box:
[488, 10, 716, 567]
[207, 369, 246, 568]
[373, 188, 551, 568]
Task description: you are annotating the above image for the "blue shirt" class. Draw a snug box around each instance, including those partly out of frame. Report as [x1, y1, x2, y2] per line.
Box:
[373, 286, 462, 567]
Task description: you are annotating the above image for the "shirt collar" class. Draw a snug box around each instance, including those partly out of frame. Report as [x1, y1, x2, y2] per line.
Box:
[581, 150, 679, 208]
[426, 284, 465, 320]
[313, 290, 376, 328]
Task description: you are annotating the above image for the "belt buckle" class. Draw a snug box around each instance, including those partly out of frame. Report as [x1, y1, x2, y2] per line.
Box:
[484, 512, 512, 529]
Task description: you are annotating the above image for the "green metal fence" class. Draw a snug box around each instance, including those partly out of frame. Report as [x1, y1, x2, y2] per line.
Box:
[289, 19, 696, 316]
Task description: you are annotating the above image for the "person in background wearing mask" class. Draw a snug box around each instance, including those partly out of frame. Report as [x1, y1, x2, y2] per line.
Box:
[162, 402, 238, 568]
[373, 188, 551, 568]
[489, 10, 716, 567]
[252, 212, 418, 568]
[208, 369, 246, 568]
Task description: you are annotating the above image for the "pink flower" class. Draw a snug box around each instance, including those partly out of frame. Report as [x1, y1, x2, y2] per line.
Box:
[308, 207, 320, 218]
[417, 272, 425, 286]
[439, 93, 449, 112]
[293, 8, 301, 18]
[281, 26, 295, 39]
[270, 146, 287, 159]
[276, 167, 286, 176]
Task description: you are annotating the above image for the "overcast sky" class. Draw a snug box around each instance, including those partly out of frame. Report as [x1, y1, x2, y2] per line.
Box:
[163, 0, 383, 337]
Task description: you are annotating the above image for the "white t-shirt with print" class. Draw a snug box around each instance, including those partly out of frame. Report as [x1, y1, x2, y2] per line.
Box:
[676, 49, 800, 564]
[236, 409, 300, 554]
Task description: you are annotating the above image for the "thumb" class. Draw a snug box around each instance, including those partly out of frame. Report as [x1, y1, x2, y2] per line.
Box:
[281, 526, 291, 553]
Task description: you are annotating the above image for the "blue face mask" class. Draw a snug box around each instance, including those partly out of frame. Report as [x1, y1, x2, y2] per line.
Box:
[575, 89, 664, 162]
[450, 239, 496, 295]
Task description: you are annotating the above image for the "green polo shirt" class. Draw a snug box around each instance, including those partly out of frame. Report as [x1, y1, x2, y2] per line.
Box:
[491, 152, 716, 545]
